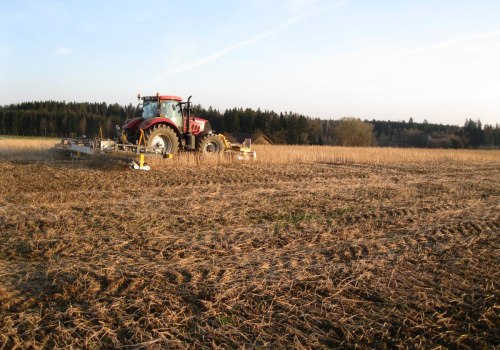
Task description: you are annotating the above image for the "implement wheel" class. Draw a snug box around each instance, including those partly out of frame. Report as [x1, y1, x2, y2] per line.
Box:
[198, 134, 225, 155]
[145, 125, 179, 153]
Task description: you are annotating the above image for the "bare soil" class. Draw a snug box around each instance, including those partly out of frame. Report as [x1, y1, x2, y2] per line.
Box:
[0, 158, 498, 349]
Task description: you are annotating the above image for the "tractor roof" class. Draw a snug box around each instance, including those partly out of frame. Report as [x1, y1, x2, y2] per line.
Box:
[159, 95, 182, 101]
[142, 95, 183, 102]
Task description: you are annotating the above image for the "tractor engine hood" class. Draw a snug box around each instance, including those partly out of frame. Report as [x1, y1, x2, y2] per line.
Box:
[183, 117, 211, 134]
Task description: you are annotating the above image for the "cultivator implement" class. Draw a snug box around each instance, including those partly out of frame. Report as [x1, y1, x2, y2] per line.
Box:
[54, 133, 256, 170]
[219, 135, 257, 161]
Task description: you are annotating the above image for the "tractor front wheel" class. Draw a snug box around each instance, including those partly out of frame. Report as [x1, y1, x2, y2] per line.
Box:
[145, 125, 179, 154]
[198, 134, 225, 155]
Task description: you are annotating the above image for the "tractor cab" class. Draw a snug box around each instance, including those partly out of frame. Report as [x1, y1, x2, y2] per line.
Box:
[140, 95, 183, 129]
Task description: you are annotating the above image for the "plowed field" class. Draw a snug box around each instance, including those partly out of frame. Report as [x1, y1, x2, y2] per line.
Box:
[0, 148, 499, 349]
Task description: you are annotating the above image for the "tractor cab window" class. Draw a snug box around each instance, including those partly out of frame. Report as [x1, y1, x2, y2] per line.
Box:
[142, 101, 159, 120]
[160, 100, 182, 128]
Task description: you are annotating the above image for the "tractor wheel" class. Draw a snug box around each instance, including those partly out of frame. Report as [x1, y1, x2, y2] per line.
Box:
[198, 134, 225, 155]
[145, 125, 179, 153]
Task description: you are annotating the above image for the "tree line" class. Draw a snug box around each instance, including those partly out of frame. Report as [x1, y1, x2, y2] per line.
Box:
[1, 100, 499, 148]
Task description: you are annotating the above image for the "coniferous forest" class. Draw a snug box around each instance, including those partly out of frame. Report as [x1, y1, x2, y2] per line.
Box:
[0, 101, 499, 148]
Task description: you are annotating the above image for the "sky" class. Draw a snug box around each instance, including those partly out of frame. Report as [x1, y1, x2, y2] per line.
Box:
[1, 0, 499, 125]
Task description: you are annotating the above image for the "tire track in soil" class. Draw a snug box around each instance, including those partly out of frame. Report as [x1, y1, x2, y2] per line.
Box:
[367, 217, 500, 259]
[332, 201, 496, 228]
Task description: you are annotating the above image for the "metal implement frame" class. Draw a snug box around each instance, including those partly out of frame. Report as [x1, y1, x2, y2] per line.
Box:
[55, 133, 170, 171]
[55, 132, 256, 170]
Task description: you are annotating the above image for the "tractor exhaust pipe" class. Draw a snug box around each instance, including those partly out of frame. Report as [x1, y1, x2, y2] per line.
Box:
[185, 95, 195, 150]
[186, 95, 192, 131]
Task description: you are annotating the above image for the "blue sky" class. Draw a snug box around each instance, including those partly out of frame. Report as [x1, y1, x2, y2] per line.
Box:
[1, 0, 499, 125]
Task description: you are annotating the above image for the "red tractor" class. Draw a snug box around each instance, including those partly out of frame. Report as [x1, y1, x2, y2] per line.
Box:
[122, 94, 225, 155]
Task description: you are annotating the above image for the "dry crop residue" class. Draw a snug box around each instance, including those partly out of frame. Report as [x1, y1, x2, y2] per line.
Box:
[0, 159, 499, 349]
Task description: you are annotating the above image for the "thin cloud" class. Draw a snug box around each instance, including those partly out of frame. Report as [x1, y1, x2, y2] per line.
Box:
[55, 47, 72, 56]
[153, 16, 302, 82]
[152, 0, 348, 83]
[366, 30, 500, 63]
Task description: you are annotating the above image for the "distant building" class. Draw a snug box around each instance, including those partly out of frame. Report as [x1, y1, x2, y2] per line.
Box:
[223, 132, 273, 145]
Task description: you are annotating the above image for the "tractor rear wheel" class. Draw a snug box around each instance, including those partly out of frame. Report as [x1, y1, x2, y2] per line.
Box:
[145, 125, 179, 153]
[198, 134, 225, 155]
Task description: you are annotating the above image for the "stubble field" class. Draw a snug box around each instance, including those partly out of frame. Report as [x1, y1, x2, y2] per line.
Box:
[0, 140, 499, 349]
